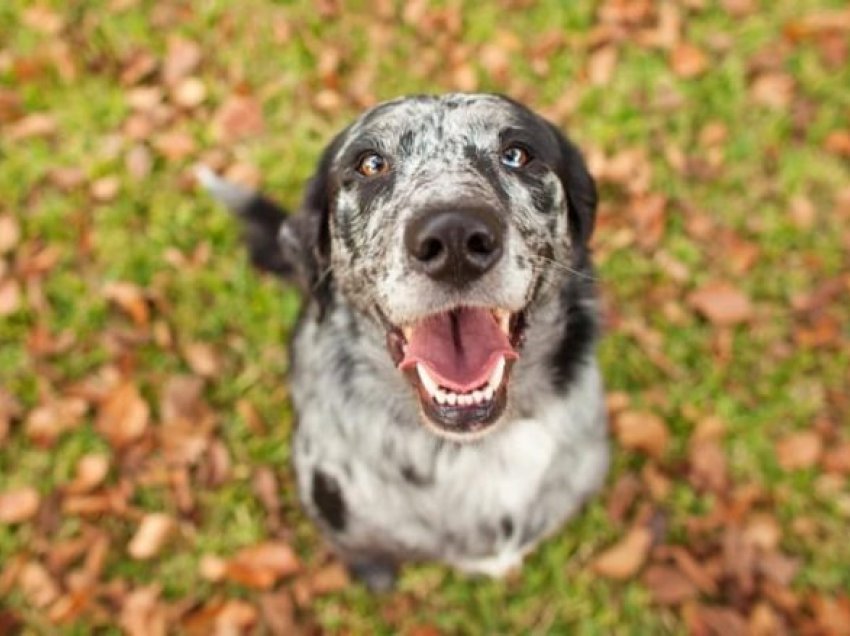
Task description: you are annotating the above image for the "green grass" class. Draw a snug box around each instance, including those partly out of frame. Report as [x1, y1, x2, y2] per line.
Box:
[1, 0, 849, 633]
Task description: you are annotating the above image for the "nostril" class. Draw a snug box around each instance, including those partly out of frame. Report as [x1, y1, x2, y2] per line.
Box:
[419, 237, 444, 262]
[466, 232, 494, 256]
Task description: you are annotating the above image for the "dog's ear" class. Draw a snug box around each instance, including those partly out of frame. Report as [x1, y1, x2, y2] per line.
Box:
[197, 132, 344, 302]
[547, 124, 598, 249]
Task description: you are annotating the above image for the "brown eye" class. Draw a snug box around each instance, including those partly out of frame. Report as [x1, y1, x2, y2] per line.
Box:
[357, 152, 388, 177]
[501, 146, 530, 169]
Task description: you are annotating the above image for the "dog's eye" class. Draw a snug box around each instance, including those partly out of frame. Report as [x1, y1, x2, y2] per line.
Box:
[357, 152, 389, 177]
[500, 146, 530, 169]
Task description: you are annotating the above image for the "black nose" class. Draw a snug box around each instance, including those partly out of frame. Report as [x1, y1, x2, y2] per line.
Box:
[405, 207, 504, 285]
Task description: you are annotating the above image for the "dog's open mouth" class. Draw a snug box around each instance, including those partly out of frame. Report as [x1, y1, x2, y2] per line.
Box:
[386, 307, 526, 438]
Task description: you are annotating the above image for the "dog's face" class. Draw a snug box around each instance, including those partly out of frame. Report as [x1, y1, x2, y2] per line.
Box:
[273, 94, 597, 440]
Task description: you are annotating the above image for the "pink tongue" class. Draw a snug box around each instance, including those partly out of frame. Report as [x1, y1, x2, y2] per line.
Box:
[399, 308, 517, 392]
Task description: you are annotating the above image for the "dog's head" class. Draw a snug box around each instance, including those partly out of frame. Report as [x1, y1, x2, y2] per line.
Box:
[212, 93, 597, 441]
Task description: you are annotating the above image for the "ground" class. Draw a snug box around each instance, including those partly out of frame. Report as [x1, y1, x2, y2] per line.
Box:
[1, 0, 849, 634]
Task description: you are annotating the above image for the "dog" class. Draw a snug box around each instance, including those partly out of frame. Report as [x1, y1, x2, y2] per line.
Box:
[199, 93, 609, 591]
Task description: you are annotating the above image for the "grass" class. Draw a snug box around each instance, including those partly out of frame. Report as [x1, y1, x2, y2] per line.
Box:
[1, 0, 849, 633]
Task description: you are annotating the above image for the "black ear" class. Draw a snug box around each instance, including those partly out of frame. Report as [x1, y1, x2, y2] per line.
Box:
[197, 130, 346, 303]
[547, 124, 598, 249]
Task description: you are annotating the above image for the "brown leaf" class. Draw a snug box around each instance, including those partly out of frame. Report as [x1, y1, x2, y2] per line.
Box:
[91, 176, 120, 202]
[25, 397, 88, 447]
[6, 113, 57, 141]
[259, 590, 296, 636]
[183, 342, 219, 377]
[743, 513, 781, 551]
[823, 441, 850, 475]
[613, 410, 669, 459]
[22, 5, 64, 34]
[670, 43, 708, 78]
[120, 585, 167, 636]
[225, 541, 301, 589]
[693, 605, 748, 636]
[153, 130, 196, 162]
[591, 526, 652, 579]
[643, 564, 698, 605]
[212, 95, 265, 143]
[0, 487, 40, 524]
[824, 130, 850, 157]
[0, 278, 21, 316]
[128, 513, 175, 560]
[688, 440, 728, 493]
[630, 193, 667, 250]
[687, 281, 753, 326]
[96, 382, 150, 449]
[103, 281, 150, 326]
[171, 77, 207, 109]
[750, 73, 795, 108]
[65, 453, 110, 495]
[163, 37, 202, 86]
[775, 430, 822, 470]
[17, 561, 60, 608]
[587, 45, 618, 86]
[310, 562, 350, 595]
[0, 214, 21, 254]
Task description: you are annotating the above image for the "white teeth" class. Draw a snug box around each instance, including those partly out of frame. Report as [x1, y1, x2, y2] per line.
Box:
[417, 364, 440, 396]
[416, 356, 508, 407]
[488, 356, 506, 391]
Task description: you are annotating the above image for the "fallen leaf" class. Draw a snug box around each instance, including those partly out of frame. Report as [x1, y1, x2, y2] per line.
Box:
[6, 113, 57, 141]
[670, 43, 708, 78]
[225, 541, 301, 589]
[0, 214, 21, 254]
[65, 453, 110, 494]
[25, 397, 88, 447]
[22, 5, 64, 34]
[171, 76, 206, 109]
[103, 281, 150, 326]
[630, 193, 667, 250]
[592, 525, 652, 579]
[693, 605, 748, 636]
[310, 562, 350, 595]
[183, 342, 219, 377]
[91, 176, 120, 202]
[750, 73, 795, 108]
[0, 487, 40, 524]
[0, 278, 21, 316]
[613, 410, 669, 458]
[17, 561, 60, 608]
[96, 382, 150, 449]
[128, 513, 175, 560]
[688, 440, 728, 493]
[163, 37, 202, 86]
[743, 513, 781, 551]
[259, 590, 296, 636]
[775, 431, 822, 470]
[212, 95, 265, 143]
[120, 585, 167, 636]
[643, 564, 699, 605]
[688, 281, 753, 326]
[824, 130, 850, 157]
[587, 45, 618, 86]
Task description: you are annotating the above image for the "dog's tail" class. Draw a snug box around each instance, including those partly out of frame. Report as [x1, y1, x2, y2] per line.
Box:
[195, 165, 293, 277]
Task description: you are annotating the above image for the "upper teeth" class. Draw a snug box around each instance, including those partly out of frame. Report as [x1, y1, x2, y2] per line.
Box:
[416, 357, 506, 407]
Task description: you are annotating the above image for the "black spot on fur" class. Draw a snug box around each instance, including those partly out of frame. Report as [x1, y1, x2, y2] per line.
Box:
[501, 515, 514, 538]
[549, 273, 598, 391]
[312, 469, 346, 531]
[398, 129, 416, 155]
[401, 464, 432, 487]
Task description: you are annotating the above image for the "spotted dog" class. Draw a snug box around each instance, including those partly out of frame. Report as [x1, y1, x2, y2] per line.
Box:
[199, 93, 609, 591]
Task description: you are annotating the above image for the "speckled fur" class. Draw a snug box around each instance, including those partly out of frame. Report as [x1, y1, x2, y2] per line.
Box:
[206, 94, 609, 583]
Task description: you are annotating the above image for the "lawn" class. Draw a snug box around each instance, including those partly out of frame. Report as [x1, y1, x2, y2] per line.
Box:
[1, 0, 849, 633]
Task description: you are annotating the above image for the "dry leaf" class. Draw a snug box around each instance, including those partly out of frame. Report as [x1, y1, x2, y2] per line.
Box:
[259, 590, 296, 636]
[183, 342, 219, 377]
[643, 564, 699, 605]
[65, 453, 110, 494]
[688, 281, 753, 326]
[7, 113, 57, 141]
[630, 193, 667, 250]
[614, 410, 669, 458]
[171, 77, 206, 109]
[688, 440, 728, 493]
[25, 397, 88, 447]
[310, 562, 350, 595]
[128, 513, 175, 560]
[225, 541, 300, 589]
[163, 37, 202, 86]
[592, 526, 652, 579]
[670, 43, 708, 78]
[96, 382, 150, 449]
[824, 130, 850, 157]
[0, 214, 21, 254]
[17, 561, 60, 608]
[0, 487, 40, 524]
[0, 279, 21, 316]
[91, 176, 120, 202]
[212, 95, 264, 143]
[103, 281, 150, 326]
[750, 73, 795, 108]
[588, 46, 618, 86]
[775, 431, 822, 470]
[120, 585, 167, 636]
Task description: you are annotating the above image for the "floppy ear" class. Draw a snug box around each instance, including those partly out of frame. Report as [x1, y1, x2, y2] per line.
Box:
[546, 124, 598, 249]
[196, 131, 345, 303]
